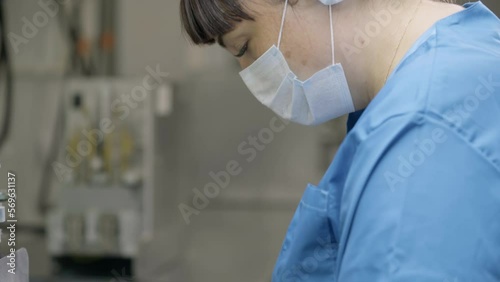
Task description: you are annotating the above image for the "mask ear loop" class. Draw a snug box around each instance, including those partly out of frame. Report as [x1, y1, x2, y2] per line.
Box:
[277, 0, 289, 49]
[279, 1, 334, 64]
[329, 5, 335, 65]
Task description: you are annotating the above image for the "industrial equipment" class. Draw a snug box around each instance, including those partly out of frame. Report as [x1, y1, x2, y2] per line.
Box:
[46, 78, 172, 277]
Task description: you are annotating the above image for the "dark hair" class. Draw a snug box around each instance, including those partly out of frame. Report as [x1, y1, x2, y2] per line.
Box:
[180, 0, 254, 45]
[180, 0, 456, 45]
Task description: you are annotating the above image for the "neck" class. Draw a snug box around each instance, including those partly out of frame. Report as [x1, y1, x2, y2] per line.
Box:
[333, 0, 464, 110]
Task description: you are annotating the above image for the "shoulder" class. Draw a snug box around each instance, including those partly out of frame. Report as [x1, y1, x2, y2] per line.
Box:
[351, 44, 500, 147]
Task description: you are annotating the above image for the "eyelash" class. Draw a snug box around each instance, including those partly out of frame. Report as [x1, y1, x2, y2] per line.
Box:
[236, 42, 249, 58]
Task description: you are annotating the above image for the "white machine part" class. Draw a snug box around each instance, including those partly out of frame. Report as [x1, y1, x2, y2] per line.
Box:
[47, 78, 172, 258]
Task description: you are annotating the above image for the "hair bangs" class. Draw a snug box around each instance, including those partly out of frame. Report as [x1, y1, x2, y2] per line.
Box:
[180, 0, 254, 45]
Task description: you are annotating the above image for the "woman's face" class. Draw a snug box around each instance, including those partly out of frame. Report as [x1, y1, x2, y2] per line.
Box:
[220, 0, 335, 81]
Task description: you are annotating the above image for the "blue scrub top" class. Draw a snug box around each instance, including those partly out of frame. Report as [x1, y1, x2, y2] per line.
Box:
[273, 2, 500, 281]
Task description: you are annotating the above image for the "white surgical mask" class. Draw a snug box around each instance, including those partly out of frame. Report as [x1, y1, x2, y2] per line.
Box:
[239, 0, 354, 126]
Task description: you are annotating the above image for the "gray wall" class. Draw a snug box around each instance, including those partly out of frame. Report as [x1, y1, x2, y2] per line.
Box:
[483, 0, 500, 14]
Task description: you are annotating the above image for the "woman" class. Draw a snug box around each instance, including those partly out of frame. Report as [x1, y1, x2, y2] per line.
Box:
[180, 0, 500, 281]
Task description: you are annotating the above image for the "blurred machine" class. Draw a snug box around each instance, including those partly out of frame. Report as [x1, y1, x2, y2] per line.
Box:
[46, 78, 172, 276]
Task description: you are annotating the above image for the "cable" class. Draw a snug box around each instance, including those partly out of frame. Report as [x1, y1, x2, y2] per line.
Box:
[0, 0, 14, 153]
[37, 85, 66, 213]
[56, 0, 95, 76]
[37, 1, 82, 213]
[37, 1, 86, 213]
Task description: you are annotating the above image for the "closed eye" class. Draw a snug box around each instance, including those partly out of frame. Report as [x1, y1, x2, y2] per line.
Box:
[235, 42, 249, 58]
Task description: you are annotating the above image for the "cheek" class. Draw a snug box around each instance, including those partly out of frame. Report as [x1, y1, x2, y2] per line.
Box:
[239, 40, 272, 70]
[239, 58, 254, 70]
[283, 46, 315, 80]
